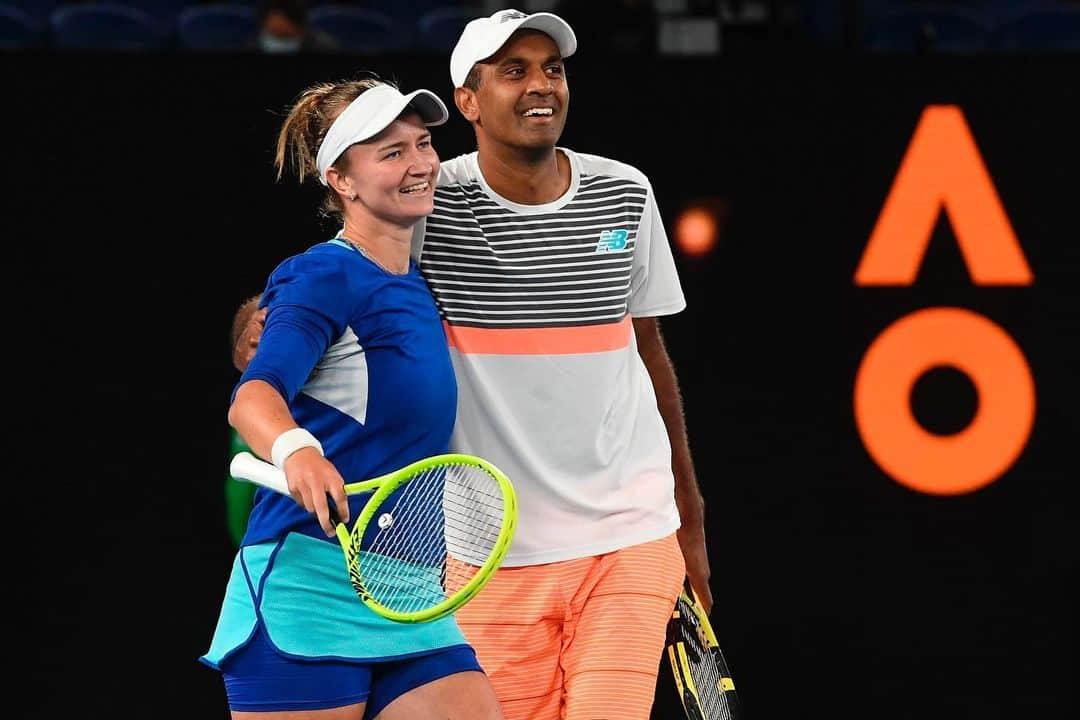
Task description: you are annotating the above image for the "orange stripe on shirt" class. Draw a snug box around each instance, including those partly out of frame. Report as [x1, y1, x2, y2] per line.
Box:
[444, 316, 632, 355]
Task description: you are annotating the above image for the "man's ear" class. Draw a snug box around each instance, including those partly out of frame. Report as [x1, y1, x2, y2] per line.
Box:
[455, 86, 480, 123]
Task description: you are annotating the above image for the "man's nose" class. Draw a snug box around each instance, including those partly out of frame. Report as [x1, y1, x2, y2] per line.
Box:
[526, 68, 553, 94]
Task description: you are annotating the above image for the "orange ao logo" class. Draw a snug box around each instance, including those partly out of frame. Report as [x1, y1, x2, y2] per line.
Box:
[854, 105, 1035, 496]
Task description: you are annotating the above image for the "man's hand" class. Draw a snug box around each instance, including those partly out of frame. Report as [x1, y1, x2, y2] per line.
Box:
[231, 296, 265, 373]
[677, 514, 713, 614]
[632, 316, 714, 613]
[673, 492, 717, 617]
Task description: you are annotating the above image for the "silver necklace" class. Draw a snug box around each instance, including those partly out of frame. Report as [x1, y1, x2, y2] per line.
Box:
[338, 233, 404, 275]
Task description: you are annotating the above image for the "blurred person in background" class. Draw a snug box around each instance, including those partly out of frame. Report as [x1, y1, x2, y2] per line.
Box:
[224, 297, 264, 547]
[254, 0, 336, 54]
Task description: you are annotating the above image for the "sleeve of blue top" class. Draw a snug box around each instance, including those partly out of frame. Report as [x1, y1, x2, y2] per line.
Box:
[233, 249, 353, 405]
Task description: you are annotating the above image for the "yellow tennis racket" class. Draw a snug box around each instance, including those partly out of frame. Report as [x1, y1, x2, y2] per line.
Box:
[667, 578, 743, 719]
[230, 451, 517, 623]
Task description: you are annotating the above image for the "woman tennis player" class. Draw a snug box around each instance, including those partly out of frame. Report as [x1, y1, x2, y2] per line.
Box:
[200, 74, 502, 720]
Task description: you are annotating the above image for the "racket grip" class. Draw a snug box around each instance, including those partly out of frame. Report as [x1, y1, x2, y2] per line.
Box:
[230, 451, 291, 495]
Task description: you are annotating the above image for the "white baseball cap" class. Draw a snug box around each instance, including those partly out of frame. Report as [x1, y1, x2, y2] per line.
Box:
[450, 8, 577, 88]
[315, 83, 448, 186]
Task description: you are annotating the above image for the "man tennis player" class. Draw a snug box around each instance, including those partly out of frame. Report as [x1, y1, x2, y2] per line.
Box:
[232, 9, 711, 719]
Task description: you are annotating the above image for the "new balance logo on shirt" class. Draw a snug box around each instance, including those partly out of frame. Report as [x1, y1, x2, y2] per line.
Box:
[596, 229, 628, 252]
[423, 153, 649, 331]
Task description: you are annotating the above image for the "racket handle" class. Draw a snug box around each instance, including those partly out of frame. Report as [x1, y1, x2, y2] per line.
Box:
[230, 451, 290, 495]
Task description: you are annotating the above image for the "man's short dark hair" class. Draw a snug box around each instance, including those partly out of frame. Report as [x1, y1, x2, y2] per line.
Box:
[463, 65, 483, 91]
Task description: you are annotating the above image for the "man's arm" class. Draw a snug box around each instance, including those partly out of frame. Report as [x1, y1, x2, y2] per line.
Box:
[633, 316, 713, 613]
[231, 294, 265, 373]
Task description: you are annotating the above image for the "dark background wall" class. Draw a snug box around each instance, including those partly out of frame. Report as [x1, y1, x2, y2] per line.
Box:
[4, 52, 1077, 719]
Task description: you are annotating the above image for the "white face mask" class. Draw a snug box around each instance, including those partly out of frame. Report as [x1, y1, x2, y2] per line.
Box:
[259, 32, 303, 54]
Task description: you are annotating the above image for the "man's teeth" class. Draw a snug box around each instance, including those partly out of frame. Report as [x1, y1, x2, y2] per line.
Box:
[400, 181, 430, 194]
[523, 108, 554, 117]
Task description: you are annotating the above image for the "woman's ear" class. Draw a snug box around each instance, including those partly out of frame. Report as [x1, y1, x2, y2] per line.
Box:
[325, 167, 354, 201]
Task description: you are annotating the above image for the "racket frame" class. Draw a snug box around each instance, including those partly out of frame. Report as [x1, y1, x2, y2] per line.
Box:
[336, 453, 517, 623]
[667, 580, 741, 719]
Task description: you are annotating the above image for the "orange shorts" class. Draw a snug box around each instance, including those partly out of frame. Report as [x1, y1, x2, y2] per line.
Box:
[455, 533, 686, 720]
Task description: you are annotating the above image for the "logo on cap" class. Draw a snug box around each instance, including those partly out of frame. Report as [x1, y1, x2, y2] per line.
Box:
[496, 10, 527, 23]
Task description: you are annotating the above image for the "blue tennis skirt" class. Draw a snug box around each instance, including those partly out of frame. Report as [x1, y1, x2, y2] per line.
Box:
[200, 532, 475, 711]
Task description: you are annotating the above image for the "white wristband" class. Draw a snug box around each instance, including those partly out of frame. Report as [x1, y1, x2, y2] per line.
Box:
[271, 428, 324, 470]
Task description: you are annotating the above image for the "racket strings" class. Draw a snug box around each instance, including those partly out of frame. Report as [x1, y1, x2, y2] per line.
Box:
[359, 477, 446, 609]
[677, 597, 733, 720]
[352, 464, 506, 615]
[400, 464, 504, 604]
[372, 468, 503, 565]
[360, 468, 451, 608]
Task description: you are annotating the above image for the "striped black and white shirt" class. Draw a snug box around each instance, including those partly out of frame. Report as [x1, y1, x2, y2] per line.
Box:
[411, 148, 686, 565]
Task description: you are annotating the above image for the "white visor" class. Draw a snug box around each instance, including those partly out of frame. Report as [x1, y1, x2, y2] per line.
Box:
[315, 84, 449, 185]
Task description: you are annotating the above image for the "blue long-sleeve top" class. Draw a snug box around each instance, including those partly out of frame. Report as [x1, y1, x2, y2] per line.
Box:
[234, 239, 457, 546]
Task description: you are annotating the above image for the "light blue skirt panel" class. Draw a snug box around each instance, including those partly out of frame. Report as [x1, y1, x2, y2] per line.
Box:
[201, 532, 468, 669]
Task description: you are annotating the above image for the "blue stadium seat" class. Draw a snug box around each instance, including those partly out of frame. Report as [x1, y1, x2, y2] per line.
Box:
[864, 5, 992, 54]
[0, 4, 44, 49]
[417, 5, 474, 53]
[177, 4, 258, 52]
[993, 6, 1080, 53]
[308, 4, 413, 53]
[51, 4, 168, 52]
[1, 0, 58, 24]
[801, 0, 846, 51]
[131, 0, 192, 25]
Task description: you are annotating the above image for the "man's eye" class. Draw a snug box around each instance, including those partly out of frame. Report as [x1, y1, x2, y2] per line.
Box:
[384, 151, 400, 160]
